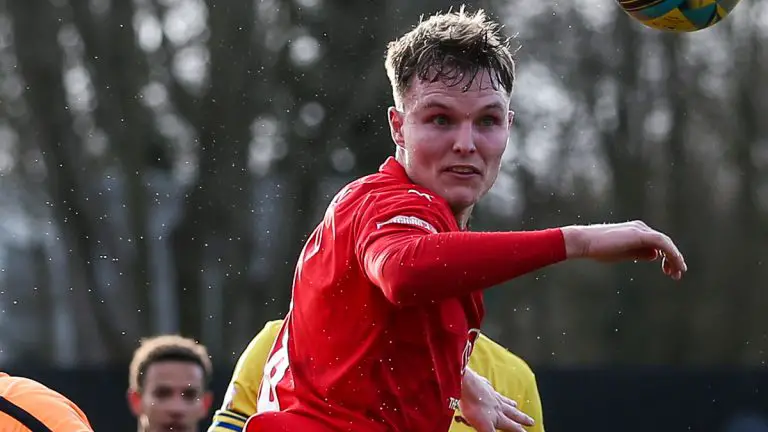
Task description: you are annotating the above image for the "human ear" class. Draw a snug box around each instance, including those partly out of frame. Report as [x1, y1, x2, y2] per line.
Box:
[388, 107, 406, 148]
[127, 389, 143, 417]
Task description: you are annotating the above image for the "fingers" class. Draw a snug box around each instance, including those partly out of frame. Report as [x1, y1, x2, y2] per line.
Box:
[496, 414, 529, 432]
[638, 248, 660, 261]
[500, 402, 534, 427]
[491, 395, 533, 431]
[498, 395, 518, 408]
[580, 220, 688, 279]
[632, 221, 687, 279]
[648, 232, 687, 279]
[622, 247, 659, 262]
[662, 254, 684, 280]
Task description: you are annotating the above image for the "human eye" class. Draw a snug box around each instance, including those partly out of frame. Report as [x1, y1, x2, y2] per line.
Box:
[153, 387, 173, 400]
[478, 115, 501, 127]
[182, 389, 200, 402]
[430, 114, 450, 126]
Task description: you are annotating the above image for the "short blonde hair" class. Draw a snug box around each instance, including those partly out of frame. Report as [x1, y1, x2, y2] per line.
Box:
[385, 6, 517, 109]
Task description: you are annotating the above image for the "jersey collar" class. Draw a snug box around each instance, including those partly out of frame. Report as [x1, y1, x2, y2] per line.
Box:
[378, 157, 472, 231]
[378, 156, 409, 181]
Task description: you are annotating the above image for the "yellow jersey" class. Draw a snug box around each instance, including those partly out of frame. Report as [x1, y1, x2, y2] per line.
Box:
[208, 320, 544, 432]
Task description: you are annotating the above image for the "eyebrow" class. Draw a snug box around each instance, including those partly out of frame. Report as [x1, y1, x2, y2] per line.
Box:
[153, 384, 202, 391]
[418, 100, 507, 113]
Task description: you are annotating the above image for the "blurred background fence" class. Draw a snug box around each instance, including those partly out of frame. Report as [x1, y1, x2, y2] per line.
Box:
[0, 0, 767, 430]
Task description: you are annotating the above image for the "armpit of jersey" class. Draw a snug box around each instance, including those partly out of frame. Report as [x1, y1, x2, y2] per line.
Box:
[376, 215, 438, 234]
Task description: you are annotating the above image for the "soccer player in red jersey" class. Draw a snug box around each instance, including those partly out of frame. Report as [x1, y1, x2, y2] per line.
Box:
[245, 7, 687, 432]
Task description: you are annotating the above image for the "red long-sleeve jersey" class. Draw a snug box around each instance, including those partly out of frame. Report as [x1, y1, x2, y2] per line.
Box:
[249, 158, 565, 432]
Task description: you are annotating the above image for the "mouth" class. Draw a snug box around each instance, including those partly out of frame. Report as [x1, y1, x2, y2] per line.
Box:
[444, 165, 481, 178]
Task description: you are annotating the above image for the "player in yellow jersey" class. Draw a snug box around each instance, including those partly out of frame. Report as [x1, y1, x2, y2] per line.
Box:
[208, 320, 545, 432]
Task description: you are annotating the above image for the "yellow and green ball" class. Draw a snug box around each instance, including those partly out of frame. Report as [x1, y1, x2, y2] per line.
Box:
[616, 0, 742, 32]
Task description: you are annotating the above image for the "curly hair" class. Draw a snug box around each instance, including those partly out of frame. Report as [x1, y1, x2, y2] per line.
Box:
[385, 6, 517, 109]
[128, 335, 212, 392]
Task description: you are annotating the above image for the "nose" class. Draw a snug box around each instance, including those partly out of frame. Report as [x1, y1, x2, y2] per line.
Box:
[164, 395, 187, 416]
[452, 121, 476, 154]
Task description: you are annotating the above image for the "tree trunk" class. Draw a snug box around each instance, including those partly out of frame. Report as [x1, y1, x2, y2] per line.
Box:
[9, 0, 131, 362]
[601, 21, 651, 364]
[169, 0, 258, 344]
[726, 28, 761, 364]
[68, 0, 155, 338]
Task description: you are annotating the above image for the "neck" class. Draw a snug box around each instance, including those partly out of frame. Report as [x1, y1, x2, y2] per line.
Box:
[455, 207, 472, 230]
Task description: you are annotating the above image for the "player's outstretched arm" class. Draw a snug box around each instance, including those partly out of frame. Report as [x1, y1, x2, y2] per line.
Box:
[362, 217, 686, 306]
[364, 229, 566, 305]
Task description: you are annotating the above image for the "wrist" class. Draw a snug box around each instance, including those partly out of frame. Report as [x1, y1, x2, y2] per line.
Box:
[461, 367, 487, 399]
[560, 225, 585, 259]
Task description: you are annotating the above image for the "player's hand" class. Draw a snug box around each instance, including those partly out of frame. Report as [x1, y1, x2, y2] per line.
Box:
[458, 369, 534, 432]
[561, 220, 687, 280]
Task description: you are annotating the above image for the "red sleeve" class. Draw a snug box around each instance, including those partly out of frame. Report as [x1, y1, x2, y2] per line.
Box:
[355, 191, 567, 306]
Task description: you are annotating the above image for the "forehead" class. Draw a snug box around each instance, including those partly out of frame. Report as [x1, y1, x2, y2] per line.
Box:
[143, 361, 204, 389]
[403, 70, 510, 111]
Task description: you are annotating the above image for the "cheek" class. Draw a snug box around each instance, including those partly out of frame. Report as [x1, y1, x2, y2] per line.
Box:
[142, 399, 158, 415]
[480, 131, 508, 160]
[189, 399, 207, 418]
[405, 123, 439, 145]
[485, 165, 502, 188]
[409, 130, 447, 161]
[479, 134, 506, 181]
